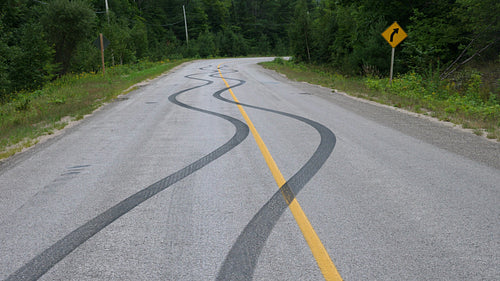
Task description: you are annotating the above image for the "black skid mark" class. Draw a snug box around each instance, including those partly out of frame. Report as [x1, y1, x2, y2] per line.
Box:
[5, 68, 249, 281]
[213, 67, 336, 281]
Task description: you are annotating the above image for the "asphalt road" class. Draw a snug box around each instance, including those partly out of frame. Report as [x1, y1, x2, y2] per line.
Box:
[1, 58, 499, 280]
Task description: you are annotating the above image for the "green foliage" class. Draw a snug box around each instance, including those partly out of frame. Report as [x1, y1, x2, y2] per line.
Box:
[103, 21, 136, 65]
[216, 27, 248, 57]
[0, 0, 57, 100]
[289, 0, 312, 63]
[202, 0, 228, 32]
[41, 0, 96, 73]
[1, 0, 294, 101]
[9, 21, 58, 91]
[69, 40, 100, 73]
[455, 0, 500, 60]
[263, 59, 500, 141]
[289, 0, 499, 79]
[272, 57, 286, 65]
[231, 0, 291, 56]
[0, 37, 11, 101]
[402, 7, 461, 73]
[14, 93, 32, 112]
[365, 70, 500, 130]
[0, 59, 186, 159]
[194, 30, 217, 58]
[1, 0, 497, 113]
[130, 19, 149, 59]
[253, 33, 271, 55]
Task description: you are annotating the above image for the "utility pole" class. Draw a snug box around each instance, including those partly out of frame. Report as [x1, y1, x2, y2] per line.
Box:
[104, 0, 115, 65]
[105, 0, 110, 23]
[183, 5, 189, 45]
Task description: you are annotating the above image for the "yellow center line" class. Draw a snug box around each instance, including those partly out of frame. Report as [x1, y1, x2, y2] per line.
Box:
[217, 64, 343, 281]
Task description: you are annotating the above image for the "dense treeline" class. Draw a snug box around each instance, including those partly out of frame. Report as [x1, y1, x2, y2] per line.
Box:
[0, 0, 498, 102]
[290, 0, 499, 76]
[0, 0, 292, 100]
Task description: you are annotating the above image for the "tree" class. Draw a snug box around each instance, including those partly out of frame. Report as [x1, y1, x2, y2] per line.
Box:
[41, 0, 95, 74]
[103, 20, 136, 65]
[289, 0, 313, 63]
[195, 29, 217, 57]
[185, 0, 209, 39]
[216, 27, 248, 57]
[8, 21, 57, 91]
[131, 19, 149, 59]
[0, 33, 11, 101]
[440, 0, 500, 78]
[202, 0, 229, 33]
[0, 0, 57, 97]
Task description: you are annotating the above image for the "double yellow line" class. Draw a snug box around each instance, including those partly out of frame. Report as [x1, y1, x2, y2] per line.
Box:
[217, 64, 342, 281]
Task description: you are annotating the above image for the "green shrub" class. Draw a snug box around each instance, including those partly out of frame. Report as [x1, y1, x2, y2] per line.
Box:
[273, 57, 286, 65]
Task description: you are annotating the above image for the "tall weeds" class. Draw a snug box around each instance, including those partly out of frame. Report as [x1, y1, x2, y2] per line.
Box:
[0, 60, 185, 160]
[262, 58, 500, 141]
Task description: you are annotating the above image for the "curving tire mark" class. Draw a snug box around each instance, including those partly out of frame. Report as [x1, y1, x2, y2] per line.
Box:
[5, 68, 249, 281]
[213, 67, 336, 280]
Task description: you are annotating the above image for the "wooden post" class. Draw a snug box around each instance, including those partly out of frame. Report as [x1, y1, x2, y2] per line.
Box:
[100, 33, 105, 75]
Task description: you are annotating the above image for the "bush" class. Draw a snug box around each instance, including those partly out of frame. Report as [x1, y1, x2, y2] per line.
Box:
[273, 57, 286, 65]
[41, 0, 96, 74]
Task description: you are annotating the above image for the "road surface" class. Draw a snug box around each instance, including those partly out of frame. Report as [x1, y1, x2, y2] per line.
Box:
[1, 58, 499, 280]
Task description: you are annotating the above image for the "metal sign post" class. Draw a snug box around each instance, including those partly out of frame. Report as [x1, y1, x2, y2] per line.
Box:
[381, 22, 407, 83]
[390, 47, 395, 83]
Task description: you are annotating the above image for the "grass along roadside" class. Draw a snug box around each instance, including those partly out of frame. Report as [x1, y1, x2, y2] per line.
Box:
[0, 59, 188, 161]
[261, 58, 500, 142]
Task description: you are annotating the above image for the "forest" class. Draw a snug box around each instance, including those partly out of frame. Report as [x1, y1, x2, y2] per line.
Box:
[0, 0, 499, 102]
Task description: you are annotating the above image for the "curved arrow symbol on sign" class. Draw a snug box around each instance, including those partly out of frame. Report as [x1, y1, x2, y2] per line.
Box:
[390, 28, 399, 42]
[382, 22, 407, 48]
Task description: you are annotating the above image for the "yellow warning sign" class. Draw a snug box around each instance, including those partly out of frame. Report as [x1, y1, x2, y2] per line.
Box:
[381, 22, 407, 48]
